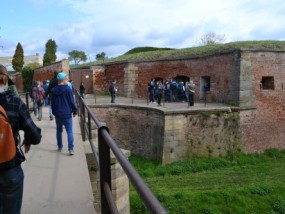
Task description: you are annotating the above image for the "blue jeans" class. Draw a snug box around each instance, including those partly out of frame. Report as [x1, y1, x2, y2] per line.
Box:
[149, 90, 155, 102]
[55, 117, 74, 151]
[111, 92, 116, 103]
[0, 165, 24, 214]
[32, 99, 37, 116]
[44, 97, 49, 106]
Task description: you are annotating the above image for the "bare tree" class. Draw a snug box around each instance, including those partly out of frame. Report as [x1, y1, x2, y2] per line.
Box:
[199, 32, 226, 46]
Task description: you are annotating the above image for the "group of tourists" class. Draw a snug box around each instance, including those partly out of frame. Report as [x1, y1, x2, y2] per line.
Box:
[0, 66, 78, 213]
[148, 78, 196, 106]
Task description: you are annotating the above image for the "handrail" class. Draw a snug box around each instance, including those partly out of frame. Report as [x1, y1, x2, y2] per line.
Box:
[75, 90, 167, 214]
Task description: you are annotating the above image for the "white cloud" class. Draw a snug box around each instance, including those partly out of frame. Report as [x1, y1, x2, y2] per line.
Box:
[1, 0, 285, 60]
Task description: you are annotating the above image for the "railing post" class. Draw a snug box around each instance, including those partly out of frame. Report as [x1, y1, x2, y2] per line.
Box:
[81, 101, 86, 141]
[88, 113, 92, 140]
[98, 127, 112, 214]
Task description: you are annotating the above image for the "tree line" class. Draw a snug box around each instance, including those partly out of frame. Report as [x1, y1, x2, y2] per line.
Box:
[11, 38, 108, 72]
[10, 38, 108, 92]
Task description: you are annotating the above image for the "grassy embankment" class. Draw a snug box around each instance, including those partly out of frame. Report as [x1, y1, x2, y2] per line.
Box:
[129, 149, 285, 213]
[73, 40, 285, 68]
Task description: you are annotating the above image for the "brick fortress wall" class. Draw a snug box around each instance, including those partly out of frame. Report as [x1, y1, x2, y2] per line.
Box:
[239, 51, 285, 153]
[71, 50, 285, 157]
[87, 52, 240, 105]
[33, 59, 70, 82]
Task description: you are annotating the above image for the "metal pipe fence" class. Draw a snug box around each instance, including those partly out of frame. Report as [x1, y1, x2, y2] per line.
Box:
[75, 90, 167, 214]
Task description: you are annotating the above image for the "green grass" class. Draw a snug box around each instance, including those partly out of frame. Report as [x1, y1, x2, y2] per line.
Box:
[72, 40, 285, 68]
[129, 149, 285, 213]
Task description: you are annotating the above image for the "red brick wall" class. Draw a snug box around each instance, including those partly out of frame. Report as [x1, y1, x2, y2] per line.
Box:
[95, 53, 238, 102]
[103, 63, 127, 95]
[133, 54, 236, 101]
[240, 51, 285, 153]
[33, 59, 70, 82]
[70, 69, 94, 93]
[72, 50, 285, 155]
[71, 52, 238, 104]
[11, 73, 23, 93]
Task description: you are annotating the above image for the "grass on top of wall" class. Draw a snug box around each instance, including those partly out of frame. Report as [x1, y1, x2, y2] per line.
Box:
[129, 149, 285, 213]
[74, 40, 285, 68]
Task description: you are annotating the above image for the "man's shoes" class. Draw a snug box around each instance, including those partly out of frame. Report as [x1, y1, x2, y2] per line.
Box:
[69, 150, 74, 155]
[50, 116, 53, 120]
[58, 147, 62, 152]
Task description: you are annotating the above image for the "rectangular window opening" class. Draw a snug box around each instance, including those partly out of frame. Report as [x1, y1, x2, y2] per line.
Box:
[261, 76, 274, 90]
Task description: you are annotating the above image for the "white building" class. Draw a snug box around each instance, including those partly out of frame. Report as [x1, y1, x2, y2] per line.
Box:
[0, 53, 43, 71]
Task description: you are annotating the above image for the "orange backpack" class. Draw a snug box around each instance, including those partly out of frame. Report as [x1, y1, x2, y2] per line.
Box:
[0, 105, 16, 164]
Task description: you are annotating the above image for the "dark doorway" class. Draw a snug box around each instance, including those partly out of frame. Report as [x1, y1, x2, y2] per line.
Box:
[200, 76, 211, 100]
[154, 77, 163, 84]
[173, 75, 189, 85]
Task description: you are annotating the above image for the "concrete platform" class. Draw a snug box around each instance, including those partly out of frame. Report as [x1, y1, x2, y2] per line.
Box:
[20, 106, 96, 214]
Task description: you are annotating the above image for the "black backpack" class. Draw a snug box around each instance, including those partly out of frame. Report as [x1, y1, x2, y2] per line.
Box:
[170, 82, 177, 90]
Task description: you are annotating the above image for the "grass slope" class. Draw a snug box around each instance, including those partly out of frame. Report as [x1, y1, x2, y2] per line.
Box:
[129, 149, 285, 213]
[73, 40, 285, 68]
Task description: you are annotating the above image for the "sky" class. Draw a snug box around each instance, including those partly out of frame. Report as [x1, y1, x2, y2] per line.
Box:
[1, 0, 285, 62]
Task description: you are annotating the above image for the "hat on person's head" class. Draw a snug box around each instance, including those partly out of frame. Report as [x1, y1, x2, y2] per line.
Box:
[0, 64, 8, 76]
[57, 72, 67, 80]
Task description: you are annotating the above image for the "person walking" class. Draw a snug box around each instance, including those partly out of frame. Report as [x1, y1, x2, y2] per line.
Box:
[79, 82, 85, 98]
[30, 80, 38, 116]
[44, 71, 60, 120]
[109, 80, 117, 103]
[41, 80, 49, 106]
[0, 64, 42, 214]
[50, 72, 77, 155]
[155, 81, 164, 106]
[32, 81, 45, 121]
[188, 80, 196, 106]
[148, 78, 155, 103]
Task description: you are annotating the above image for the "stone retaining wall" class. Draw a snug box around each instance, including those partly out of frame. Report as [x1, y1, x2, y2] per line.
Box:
[90, 105, 244, 164]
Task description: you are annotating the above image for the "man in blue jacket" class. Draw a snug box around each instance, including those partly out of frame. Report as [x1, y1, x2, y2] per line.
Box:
[51, 72, 77, 155]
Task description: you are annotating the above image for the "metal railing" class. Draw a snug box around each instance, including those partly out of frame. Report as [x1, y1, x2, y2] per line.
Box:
[75, 90, 167, 214]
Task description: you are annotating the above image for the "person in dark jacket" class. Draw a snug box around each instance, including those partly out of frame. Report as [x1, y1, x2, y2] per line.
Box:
[79, 82, 85, 98]
[0, 64, 42, 214]
[155, 81, 164, 106]
[51, 72, 77, 155]
[109, 80, 117, 103]
[44, 71, 59, 120]
[41, 80, 49, 106]
[188, 80, 196, 106]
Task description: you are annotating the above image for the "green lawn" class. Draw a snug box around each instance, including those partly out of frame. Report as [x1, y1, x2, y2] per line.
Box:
[129, 149, 285, 214]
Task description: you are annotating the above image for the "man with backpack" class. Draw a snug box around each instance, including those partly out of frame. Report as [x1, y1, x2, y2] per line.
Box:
[32, 81, 45, 121]
[44, 71, 60, 120]
[0, 64, 42, 214]
[50, 72, 77, 155]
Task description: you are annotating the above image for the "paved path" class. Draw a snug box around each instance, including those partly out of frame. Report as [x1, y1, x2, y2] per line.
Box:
[21, 106, 96, 214]
[84, 94, 230, 111]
